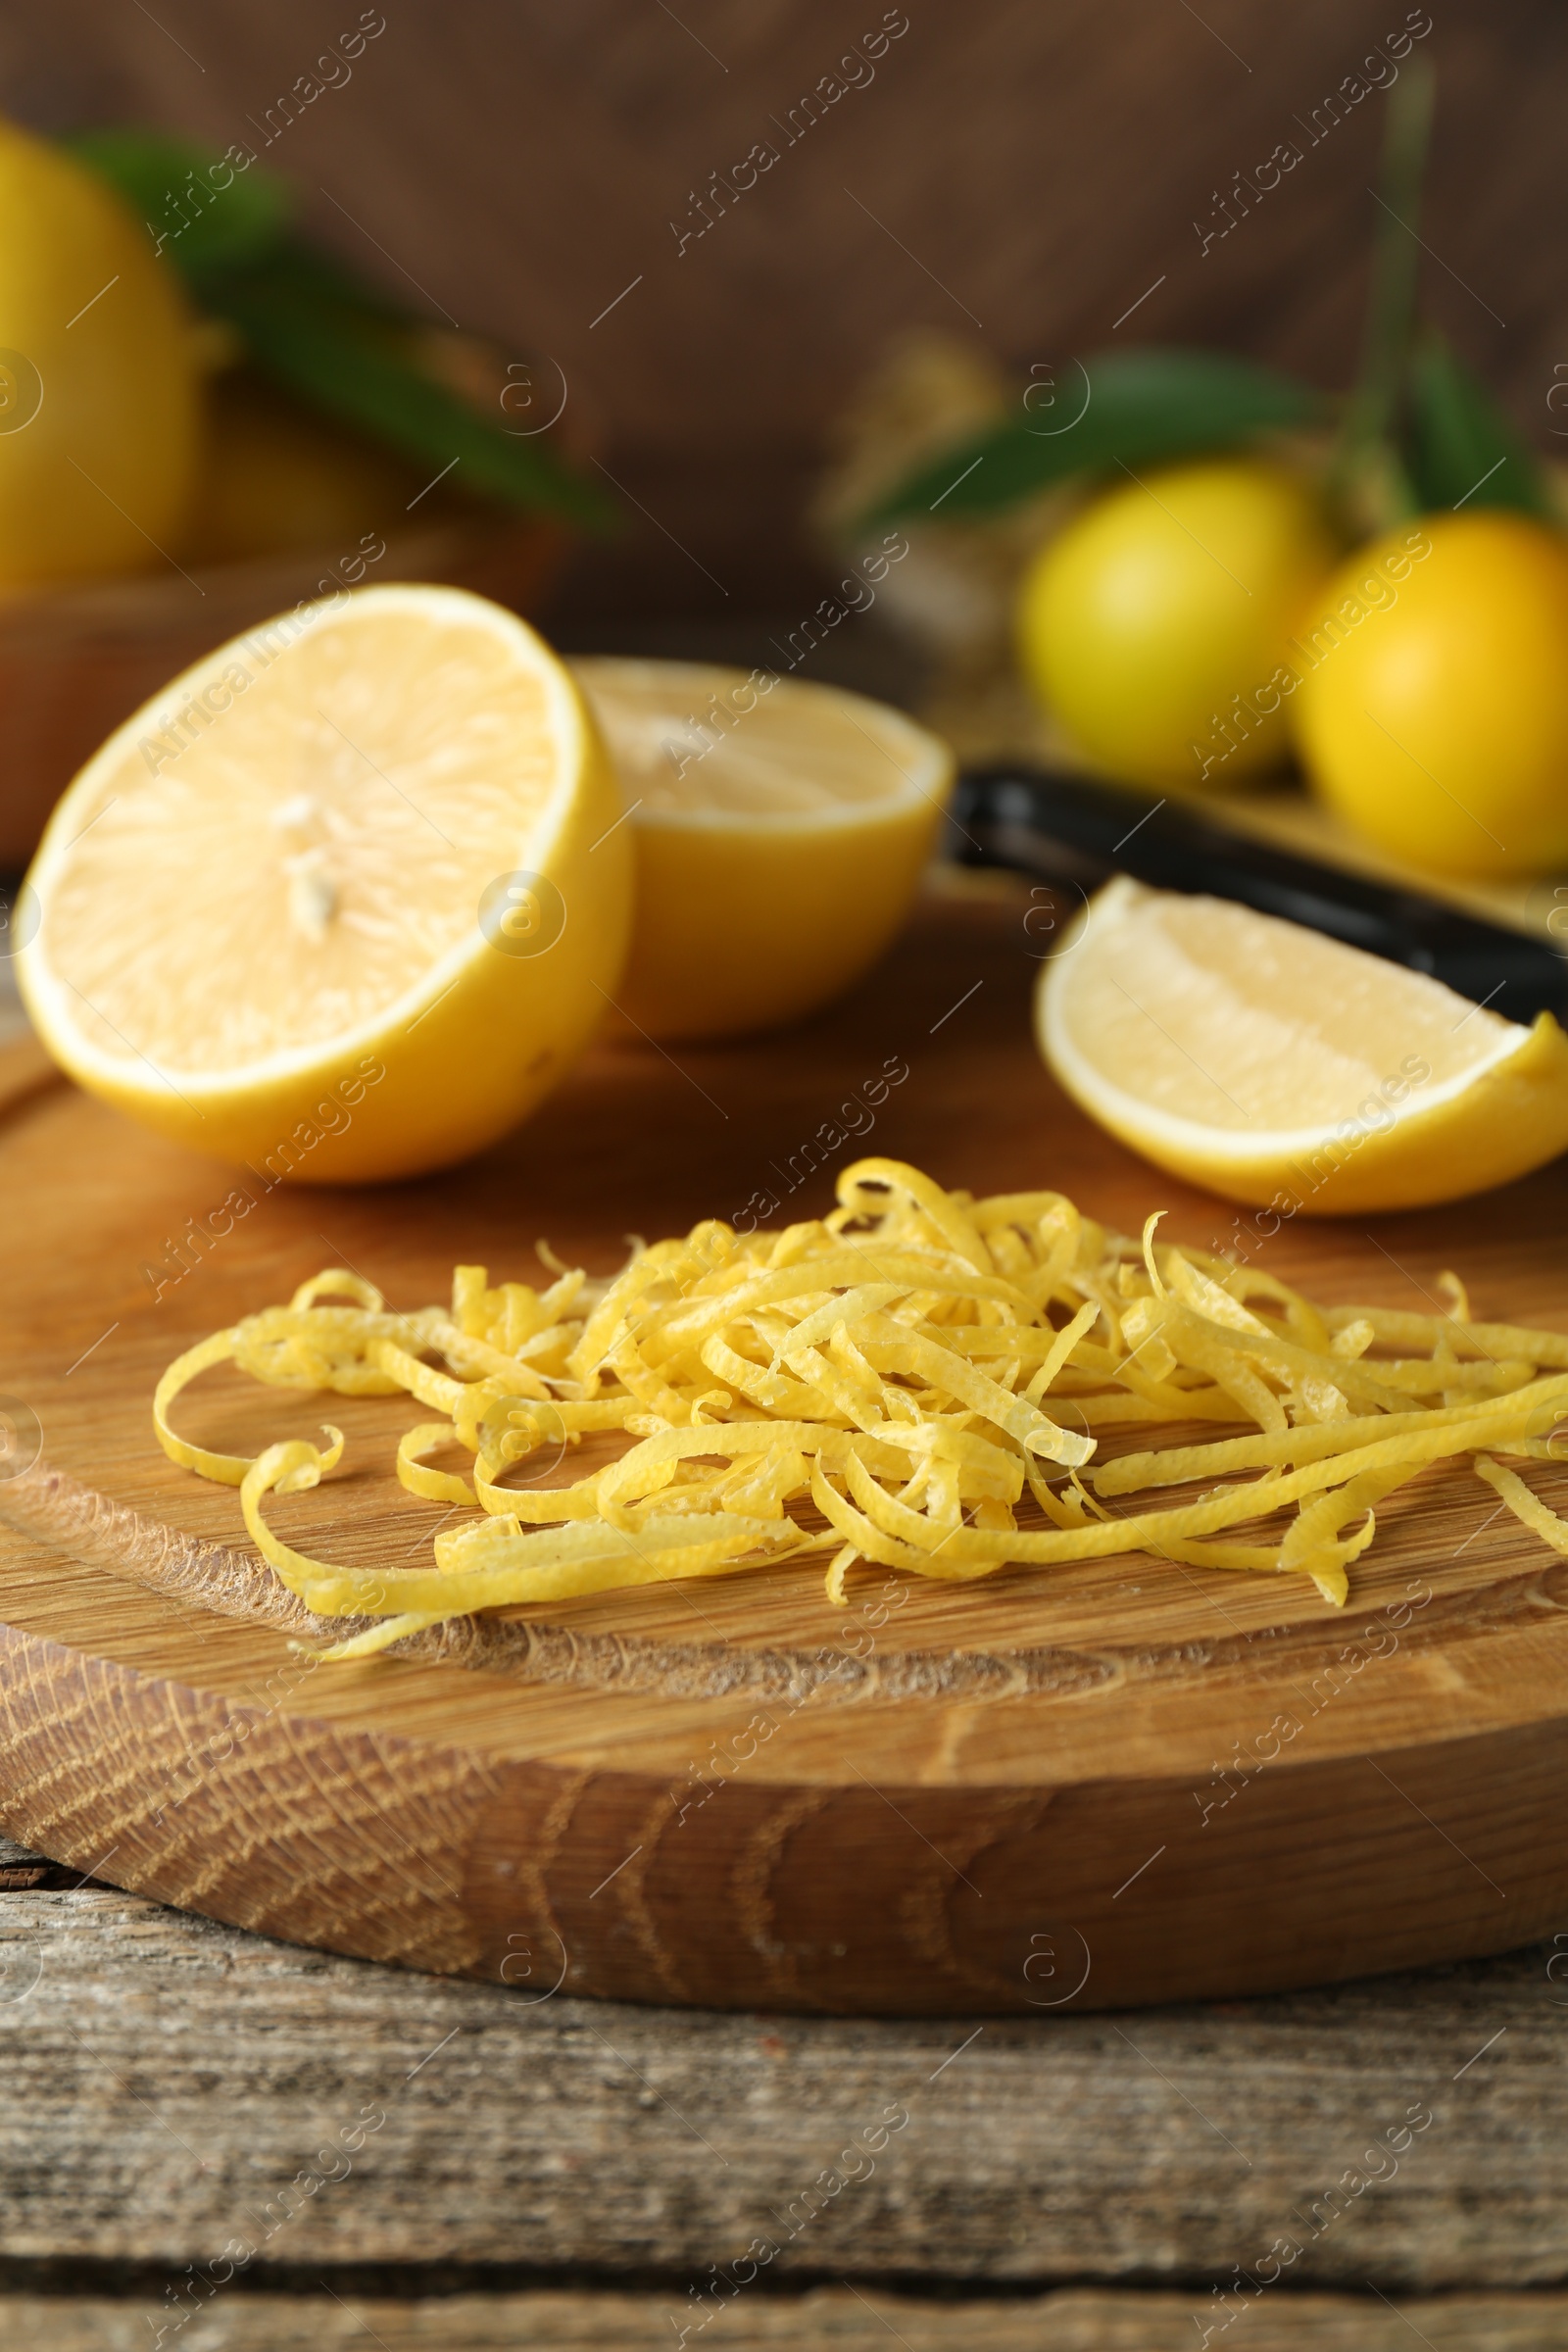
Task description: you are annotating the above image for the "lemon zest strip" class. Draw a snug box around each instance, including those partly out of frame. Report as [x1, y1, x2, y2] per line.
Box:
[149, 1156, 1568, 1654]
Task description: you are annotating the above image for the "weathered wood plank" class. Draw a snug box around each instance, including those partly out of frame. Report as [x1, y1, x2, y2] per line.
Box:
[11, 2286, 1568, 2351]
[1, 1854, 1564, 2289]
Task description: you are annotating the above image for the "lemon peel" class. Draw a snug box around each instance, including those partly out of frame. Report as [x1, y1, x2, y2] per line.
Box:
[19, 586, 632, 1182]
[1473, 1455, 1568, 1555]
[154, 1157, 1568, 1653]
[1039, 877, 1568, 1213]
[568, 660, 954, 1041]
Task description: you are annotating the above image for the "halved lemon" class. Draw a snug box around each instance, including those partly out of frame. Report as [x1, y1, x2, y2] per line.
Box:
[18, 584, 632, 1182]
[1037, 876, 1568, 1212]
[569, 657, 954, 1039]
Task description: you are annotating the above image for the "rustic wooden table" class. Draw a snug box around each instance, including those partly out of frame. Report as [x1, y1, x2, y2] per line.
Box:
[1, 1833, 1565, 2346]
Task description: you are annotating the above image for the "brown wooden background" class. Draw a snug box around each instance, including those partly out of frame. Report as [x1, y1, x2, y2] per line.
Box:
[1, 1, 1560, 614]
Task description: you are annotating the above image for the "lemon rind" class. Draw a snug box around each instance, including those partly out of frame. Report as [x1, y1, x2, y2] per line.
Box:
[569, 657, 952, 829]
[18, 583, 599, 1101]
[1038, 875, 1545, 1170]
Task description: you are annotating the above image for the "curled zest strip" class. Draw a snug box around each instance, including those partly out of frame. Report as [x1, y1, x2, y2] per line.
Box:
[155, 1329, 248, 1484]
[240, 1434, 346, 1596]
[397, 1422, 478, 1507]
[151, 1154, 1568, 1658]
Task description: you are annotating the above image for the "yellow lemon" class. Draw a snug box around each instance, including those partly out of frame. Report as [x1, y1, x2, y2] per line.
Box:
[569, 658, 954, 1039]
[0, 117, 203, 586]
[1015, 459, 1339, 790]
[17, 584, 632, 1181]
[1291, 512, 1568, 878]
[183, 371, 426, 565]
[1037, 876, 1568, 1212]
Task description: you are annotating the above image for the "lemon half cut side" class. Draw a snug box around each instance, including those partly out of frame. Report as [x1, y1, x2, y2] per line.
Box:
[570, 657, 955, 1039]
[1037, 876, 1568, 1213]
[18, 584, 632, 1182]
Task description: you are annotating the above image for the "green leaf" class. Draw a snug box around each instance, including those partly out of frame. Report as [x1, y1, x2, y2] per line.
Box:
[220, 236, 414, 328]
[72, 128, 614, 531]
[70, 129, 292, 278]
[1404, 330, 1554, 518]
[858, 348, 1327, 527]
[202, 251, 616, 530]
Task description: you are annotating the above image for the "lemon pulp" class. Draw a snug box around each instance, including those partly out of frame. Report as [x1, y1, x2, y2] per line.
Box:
[570, 657, 953, 1039]
[1038, 876, 1568, 1211]
[19, 584, 631, 1180]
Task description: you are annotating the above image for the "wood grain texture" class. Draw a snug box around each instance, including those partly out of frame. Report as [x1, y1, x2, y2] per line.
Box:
[0, 1030, 59, 1119]
[0, 1856, 1565, 2291]
[2, 1, 1558, 616]
[15, 2289, 1568, 2350]
[2, 888, 1568, 2013]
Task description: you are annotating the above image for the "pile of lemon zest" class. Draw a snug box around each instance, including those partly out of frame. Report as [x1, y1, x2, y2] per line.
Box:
[1438, 1271, 1472, 1325]
[1324, 1306, 1568, 1366]
[1096, 1376, 1568, 1496]
[153, 1163, 1568, 1654]
[372, 1336, 468, 1416]
[290, 1269, 385, 1314]
[1023, 1299, 1101, 1406]
[1141, 1210, 1168, 1298]
[1280, 1464, 1417, 1606]
[1163, 1251, 1271, 1336]
[424, 1319, 556, 1397]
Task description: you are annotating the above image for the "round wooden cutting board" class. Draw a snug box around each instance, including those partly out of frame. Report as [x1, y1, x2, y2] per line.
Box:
[2, 881, 1567, 2017]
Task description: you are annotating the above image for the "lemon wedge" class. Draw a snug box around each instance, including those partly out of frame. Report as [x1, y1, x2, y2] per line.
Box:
[1037, 876, 1568, 1212]
[18, 584, 631, 1181]
[569, 657, 953, 1038]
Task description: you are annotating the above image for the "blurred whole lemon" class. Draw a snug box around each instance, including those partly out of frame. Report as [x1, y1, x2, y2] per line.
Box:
[184, 372, 427, 564]
[1015, 457, 1339, 790]
[1291, 511, 1568, 878]
[0, 117, 202, 586]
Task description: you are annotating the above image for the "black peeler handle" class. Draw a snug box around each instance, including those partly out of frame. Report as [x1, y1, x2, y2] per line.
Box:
[947, 761, 1568, 1026]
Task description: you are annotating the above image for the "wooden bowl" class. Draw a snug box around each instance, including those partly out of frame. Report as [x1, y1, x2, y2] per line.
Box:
[0, 513, 565, 868]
